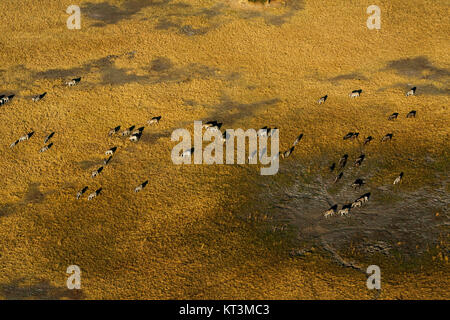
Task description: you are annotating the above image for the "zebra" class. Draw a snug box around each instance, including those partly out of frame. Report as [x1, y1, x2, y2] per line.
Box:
[349, 89, 362, 98]
[134, 180, 148, 193]
[103, 156, 113, 165]
[352, 178, 365, 189]
[364, 136, 373, 145]
[76, 186, 88, 199]
[351, 200, 363, 208]
[132, 127, 145, 135]
[91, 166, 103, 178]
[9, 139, 19, 148]
[44, 132, 55, 144]
[388, 112, 399, 120]
[203, 121, 220, 129]
[292, 133, 303, 146]
[338, 204, 352, 216]
[105, 147, 117, 156]
[39, 143, 53, 153]
[87, 188, 102, 201]
[129, 129, 143, 142]
[355, 192, 371, 204]
[334, 172, 343, 184]
[122, 125, 135, 136]
[329, 162, 336, 172]
[32, 92, 47, 102]
[354, 154, 365, 167]
[324, 204, 338, 218]
[406, 110, 417, 118]
[338, 154, 348, 169]
[406, 87, 416, 96]
[108, 126, 121, 136]
[318, 95, 328, 104]
[281, 146, 295, 159]
[207, 122, 223, 133]
[147, 116, 162, 125]
[393, 172, 404, 185]
[381, 133, 393, 142]
[343, 132, 358, 140]
[65, 77, 81, 87]
[19, 131, 34, 142]
[0, 94, 14, 106]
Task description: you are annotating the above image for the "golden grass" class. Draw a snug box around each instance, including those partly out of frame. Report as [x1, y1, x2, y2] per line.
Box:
[0, 0, 448, 299]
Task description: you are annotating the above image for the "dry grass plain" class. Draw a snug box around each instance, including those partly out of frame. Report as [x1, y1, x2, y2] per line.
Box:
[0, 0, 448, 299]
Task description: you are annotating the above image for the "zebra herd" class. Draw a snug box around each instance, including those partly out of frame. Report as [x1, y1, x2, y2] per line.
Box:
[4, 76, 162, 201]
[78, 114, 162, 200]
[3, 77, 416, 210]
[322, 87, 416, 219]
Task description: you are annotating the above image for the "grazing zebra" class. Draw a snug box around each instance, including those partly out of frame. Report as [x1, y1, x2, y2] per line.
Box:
[9, 139, 19, 148]
[364, 136, 373, 145]
[318, 95, 328, 104]
[132, 127, 145, 135]
[0, 94, 14, 105]
[334, 172, 343, 183]
[76, 186, 88, 199]
[87, 188, 102, 201]
[381, 133, 393, 142]
[352, 178, 365, 189]
[406, 87, 416, 96]
[324, 204, 338, 218]
[351, 200, 363, 208]
[18, 131, 34, 142]
[355, 192, 371, 204]
[343, 132, 354, 140]
[147, 116, 162, 125]
[338, 154, 348, 169]
[329, 162, 336, 172]
[354, 154, 365, 167]
[343, 132, 358, 140]
[338, 204, 352, 216]
[39, 142, 53, 153]
[349, 89, 362, 98]
[105, 147, 117, 156]
[406, 110, 417, 118]
[122, 125, 135, 136]
[134, 180, 148, 193]
[108, 126, 121, 136]
[44, 132, 55, 144]
[103, 156, 113, 165]
[388, 112, 399, 120]
[65, 77, 81, 87]
[182, 147, 195, 158]
[129, 131, 142, 142]
[207, 122, 223, 133]
[282, 146, 295, 159]
[393, 172, 404, 185]
[91, 166, 103, 178]
[292, 133, 303, 146]
[32, 92, 47, 102]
